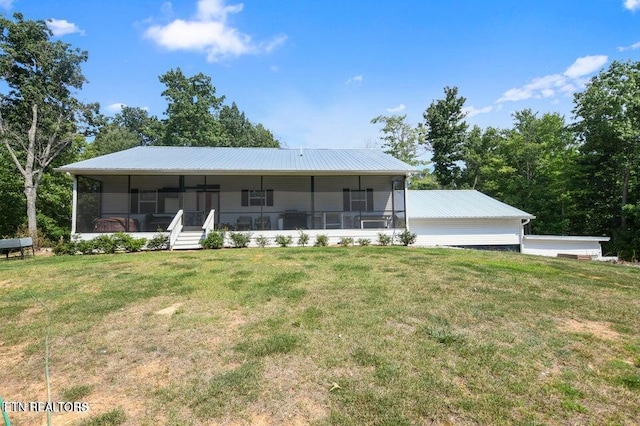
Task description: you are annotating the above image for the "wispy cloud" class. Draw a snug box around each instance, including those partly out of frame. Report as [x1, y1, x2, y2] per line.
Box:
[618, 41, 640, 52]
[46, 19, 85, 36]
[386, 104, 406, 113]
[496, 55, 607, 103]
[0, 0, 14, 9]
[624, 0, 640, 12]
[144, 0, 286, 63]
[464, 105, 493, 118]
[345, 75, 363, 85]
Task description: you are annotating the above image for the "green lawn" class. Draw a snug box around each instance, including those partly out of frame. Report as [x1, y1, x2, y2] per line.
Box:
[1, 247, 639, 425]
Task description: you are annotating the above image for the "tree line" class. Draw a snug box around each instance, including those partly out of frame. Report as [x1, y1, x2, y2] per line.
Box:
[372, 61, 640, 258]
[0, 13, 278, 243]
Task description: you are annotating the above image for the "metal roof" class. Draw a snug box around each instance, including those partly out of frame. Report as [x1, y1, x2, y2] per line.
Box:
[408, 190, 535, 219]
[56, 146, 417, 175]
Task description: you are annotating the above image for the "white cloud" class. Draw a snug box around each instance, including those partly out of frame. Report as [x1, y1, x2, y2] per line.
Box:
[497, 55, 607, 103]
[46, 19, 85, 36]
[386, 104, 406, 113]
[563, 55, 608, 78]
[618, 41, 640, 52]
[464, 105, 493, 118]
[144, 0, 286, 62]
[0, 0, 14, 9]
[624, 0, 640, 11]
[345, 75, 363, 85]
[107, 103, 126, 113]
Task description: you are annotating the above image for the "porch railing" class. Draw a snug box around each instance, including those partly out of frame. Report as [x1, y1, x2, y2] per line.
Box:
[167, 209, 184, 249]
[202, 209, 216, 238]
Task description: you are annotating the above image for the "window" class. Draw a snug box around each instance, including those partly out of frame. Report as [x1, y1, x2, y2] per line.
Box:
[139, 190, 157, 213]
[241, 189, 274, 207]
[343, 188, 374, 212]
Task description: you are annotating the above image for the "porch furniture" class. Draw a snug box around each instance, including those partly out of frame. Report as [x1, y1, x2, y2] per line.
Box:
[358, 216, 391, 229]
[145, 214, 173, 231]
[323, 212, 343, 229]
[0, 237, 35, 259]
[282, 211, 308, 229]
[237, 216, 253, 230]
[94, 217, 138, 232]
[255, 216, 271, 230]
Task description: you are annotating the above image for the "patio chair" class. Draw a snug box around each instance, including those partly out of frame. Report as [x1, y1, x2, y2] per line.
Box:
[236, 216, 253, 231]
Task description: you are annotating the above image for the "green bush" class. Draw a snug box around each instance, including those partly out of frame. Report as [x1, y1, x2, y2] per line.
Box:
[112, 232, 146, 252]
[377, 233, 393, 246]
[202, 230, 226, 249]
[229, 232, 251, 248]
[338, 236, 354, 247]
[53, 239, 76, 255]
[275, 234, 293, 247]
[314, 234, 329, 247]
[146, 233, 169, 251]
[75, 239, 96, 255]
[297, 230, 310, 247]
[398, 229, 417, 246]
[357, 238, 371, 246]
[93, 234, 117, 254]
[255, 235, 269, 248]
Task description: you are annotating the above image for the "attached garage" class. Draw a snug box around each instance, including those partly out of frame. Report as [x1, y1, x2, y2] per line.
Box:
[407, 190, 535, 251]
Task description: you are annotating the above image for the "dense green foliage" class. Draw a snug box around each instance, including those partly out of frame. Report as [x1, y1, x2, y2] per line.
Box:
[372, 61, 640, 258]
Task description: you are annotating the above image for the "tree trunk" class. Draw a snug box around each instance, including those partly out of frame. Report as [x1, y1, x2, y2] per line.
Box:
[25, 180, 38, 240]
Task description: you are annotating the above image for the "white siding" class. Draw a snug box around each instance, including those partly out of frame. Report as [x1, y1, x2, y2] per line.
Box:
[522, 236, 604, 257]
[410, 218, 522, 246]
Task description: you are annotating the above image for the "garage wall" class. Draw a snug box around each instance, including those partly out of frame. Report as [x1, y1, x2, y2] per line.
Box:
[410, 218, 522, 247]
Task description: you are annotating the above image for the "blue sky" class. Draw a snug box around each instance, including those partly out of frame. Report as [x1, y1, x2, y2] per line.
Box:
[3, 0, 640, 149]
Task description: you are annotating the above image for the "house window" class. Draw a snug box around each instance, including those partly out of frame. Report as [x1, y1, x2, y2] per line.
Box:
[241, 189, 274, 207]
[343, 188, 374, 212]
[139, 190, 157, 213]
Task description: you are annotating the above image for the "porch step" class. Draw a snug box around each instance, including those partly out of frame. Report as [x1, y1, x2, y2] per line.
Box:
[172, 231, 205, 250]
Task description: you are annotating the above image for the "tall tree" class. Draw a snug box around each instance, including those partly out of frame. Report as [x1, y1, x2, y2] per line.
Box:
[219, 102, 279, 147]
[112, 106, 162, 146]
[0, 13, 97, 239]
[421, 86, 468, 188]
[159, 68, 225, 146]
[370, 114, 423, 166]
[573, 60, 640, 255]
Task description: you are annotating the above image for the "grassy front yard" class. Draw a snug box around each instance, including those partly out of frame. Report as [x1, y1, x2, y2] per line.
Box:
[1, 247, 639, 425]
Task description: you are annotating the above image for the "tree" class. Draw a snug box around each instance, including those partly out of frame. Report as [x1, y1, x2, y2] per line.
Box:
[159, 68, 225, 146]
[0, 13, 97, 239]
[219, 102, 279, 147]
[421, 86, 468, 188]
[573, 60, 640, 255]
[370, 114, 424, 166]
[112, 106, 162, 146]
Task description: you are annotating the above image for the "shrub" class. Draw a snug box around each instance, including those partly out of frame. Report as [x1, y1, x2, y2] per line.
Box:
[202, 230, 226, 249]
[93, 235, 117, 254]
[112, 232, 146, 252]
[357, 238, 371, 246]
[229, 232, 251, 248]
[398, 229, 417, 246]
[297, 230, 310, 247]
[338, 236, 354, 247]
[377, 233, 393, 246]
[146, 233, 169, 251]
[275, 234, 293, 247]
[255, 235, 269, 248]
[75, 239, 96, 255]
[53, 239, 76, 256]
[314, 234, 329, 247]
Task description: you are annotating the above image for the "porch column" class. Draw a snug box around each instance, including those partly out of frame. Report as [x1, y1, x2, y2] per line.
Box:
[178, 175, 185, 210]
[71, 175, 78, 234]
[310, 176, 315, 229]
[403, 176, 409, 230]
[126, 175, 131, 232]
